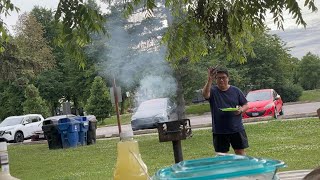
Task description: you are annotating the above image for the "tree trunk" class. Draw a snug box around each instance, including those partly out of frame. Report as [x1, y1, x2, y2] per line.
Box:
[120, 94, 126, 114]
[174, 70, 186, 120]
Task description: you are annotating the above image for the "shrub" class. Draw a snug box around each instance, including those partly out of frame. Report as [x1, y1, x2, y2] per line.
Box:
[276, 83, 303, 103]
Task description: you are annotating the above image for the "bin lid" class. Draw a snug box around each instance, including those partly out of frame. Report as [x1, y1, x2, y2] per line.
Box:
[153, 154, 286, 179]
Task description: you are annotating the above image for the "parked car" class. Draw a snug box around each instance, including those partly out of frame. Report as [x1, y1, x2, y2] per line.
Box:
[0, 114, 44, 143]
[31, 114, 76, 141]
[131, 98, 177, 131]
[192, 89, 206, 104]
[243, 89, 283, 119]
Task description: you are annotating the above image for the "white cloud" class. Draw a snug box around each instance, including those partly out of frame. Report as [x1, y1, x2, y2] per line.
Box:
[266, 0, 320, 58]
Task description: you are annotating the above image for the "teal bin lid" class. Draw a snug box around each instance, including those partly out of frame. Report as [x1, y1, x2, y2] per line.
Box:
[153, 154, 286, 179]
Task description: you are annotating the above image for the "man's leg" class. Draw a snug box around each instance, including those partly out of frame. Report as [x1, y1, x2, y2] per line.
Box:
[213, 133, 230, 153]
[230, 130, 249, 155]
[234, 149, 246, 155]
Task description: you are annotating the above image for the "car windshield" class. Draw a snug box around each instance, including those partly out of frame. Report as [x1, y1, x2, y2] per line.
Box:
[246, 91, 272, 102]
[0, 117, 23, 127]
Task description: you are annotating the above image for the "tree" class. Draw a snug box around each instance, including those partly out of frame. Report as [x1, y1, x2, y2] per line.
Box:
[22, 84, 50, 117]
[0, 0, 19, 52]
[297, 52, 320, 90]
[85, 76, 112, 121]
[35, 69, 65, 116]
[30, 6, 98, 115]
[0, 41, 20, 81]
[124, 0, 317, 63]
[0, 82, 25, 120]
[1, 0, 317, 65]
[13, 12, 55, 79]
[240, 33, 294, 89]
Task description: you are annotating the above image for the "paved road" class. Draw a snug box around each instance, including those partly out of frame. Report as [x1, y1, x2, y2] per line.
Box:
[96, 102, 320, 138]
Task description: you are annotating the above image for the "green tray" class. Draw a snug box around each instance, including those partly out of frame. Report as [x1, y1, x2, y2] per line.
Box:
[220, 108, 239, 112]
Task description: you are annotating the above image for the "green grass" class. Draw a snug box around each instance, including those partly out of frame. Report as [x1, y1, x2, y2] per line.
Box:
[299, 89, 320, 102]
[98, 113, 132, 127]
[185, 103, 210, 115]
[8, 118, 320, 180]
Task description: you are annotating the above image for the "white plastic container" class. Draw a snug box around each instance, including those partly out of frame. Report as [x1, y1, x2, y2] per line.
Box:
[0, 138, 19, 180]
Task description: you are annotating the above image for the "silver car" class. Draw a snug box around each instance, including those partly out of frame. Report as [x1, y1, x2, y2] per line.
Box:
[131, 98, 177, 131]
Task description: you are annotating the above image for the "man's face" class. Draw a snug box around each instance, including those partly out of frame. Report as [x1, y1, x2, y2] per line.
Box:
[216, 72, 229, 89]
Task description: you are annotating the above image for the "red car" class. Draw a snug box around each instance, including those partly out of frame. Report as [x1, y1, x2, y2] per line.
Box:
[243, 89, 283, 119]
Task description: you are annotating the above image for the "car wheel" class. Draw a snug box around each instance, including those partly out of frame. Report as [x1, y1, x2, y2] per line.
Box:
[279, 108, 284, 115]
[14, 131, 24, 143]
[273, 107, 278, 119]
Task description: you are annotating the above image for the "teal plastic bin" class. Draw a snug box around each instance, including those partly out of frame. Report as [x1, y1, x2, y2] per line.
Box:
[152, 154, 286, 180]
[74, 116, 89, 146]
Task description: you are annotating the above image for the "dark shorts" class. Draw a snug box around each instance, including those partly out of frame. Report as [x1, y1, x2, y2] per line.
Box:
[212, 130, 249, 153]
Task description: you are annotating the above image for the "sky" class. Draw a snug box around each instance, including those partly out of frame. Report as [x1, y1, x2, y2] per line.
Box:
[2, 0, 320, 59]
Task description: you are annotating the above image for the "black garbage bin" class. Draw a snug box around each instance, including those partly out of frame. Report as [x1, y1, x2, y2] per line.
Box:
[86, 115, 97, 145]
[42, 119, 63, 149]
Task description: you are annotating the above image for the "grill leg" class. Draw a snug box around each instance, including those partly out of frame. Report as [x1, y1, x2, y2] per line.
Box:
[172, 140, 183, 163]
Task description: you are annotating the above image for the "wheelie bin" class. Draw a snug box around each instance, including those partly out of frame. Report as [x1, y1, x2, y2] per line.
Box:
[42, 119, 62, 150]
[74, 116, 89, 146]
[86, 115, 97, 145]
[57, 118, 80, 148]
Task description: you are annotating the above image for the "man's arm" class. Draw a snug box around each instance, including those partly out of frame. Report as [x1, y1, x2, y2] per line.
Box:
[202, 79, 212, 99]
[202, 67, 216, 99]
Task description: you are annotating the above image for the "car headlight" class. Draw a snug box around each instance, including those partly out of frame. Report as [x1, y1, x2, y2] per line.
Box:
[264, 103, 273, 109]
[0, 131, 12, 135]
[4, 131, 12, 135]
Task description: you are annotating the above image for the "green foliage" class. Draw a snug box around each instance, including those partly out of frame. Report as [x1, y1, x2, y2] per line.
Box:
[36, 69, 65, 116]
[0, 41, 20, 81]
[85, 76, 112, 121]
[0, 0, 19, 52]
[275, 83, 303, 103]
[297, 52, 320, 90]
[13, 12, 55, 79]
[0, 82, 24, 120]
[227, 32, 295, 93]
[121, 0, 317, 64]
[30, 6, 58, 46]
[54, 0, 106, 67]
[22, 84, 49, 117]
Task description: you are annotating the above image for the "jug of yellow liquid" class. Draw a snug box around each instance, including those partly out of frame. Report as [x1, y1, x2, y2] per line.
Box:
[0, 138, 20, 180]
[113, 130, 149, 180]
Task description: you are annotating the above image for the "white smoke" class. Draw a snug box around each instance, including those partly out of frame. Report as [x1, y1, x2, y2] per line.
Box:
[98, 3, 177, 107]
[135, 75, 177, 106]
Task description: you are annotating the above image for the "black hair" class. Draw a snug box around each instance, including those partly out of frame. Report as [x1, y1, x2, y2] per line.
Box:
[216, 67, 229, 77]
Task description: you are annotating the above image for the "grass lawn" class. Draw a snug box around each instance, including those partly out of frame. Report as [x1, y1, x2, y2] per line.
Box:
[185, 103, 210, 115]
[98, 113, 132, 127]
[8, 118, 320, 180]
[299, 89, 320, 102]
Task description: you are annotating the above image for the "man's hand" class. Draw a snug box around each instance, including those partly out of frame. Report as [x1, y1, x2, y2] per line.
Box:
[208, 65, 218, 81]
[234, 105, 243, 115]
